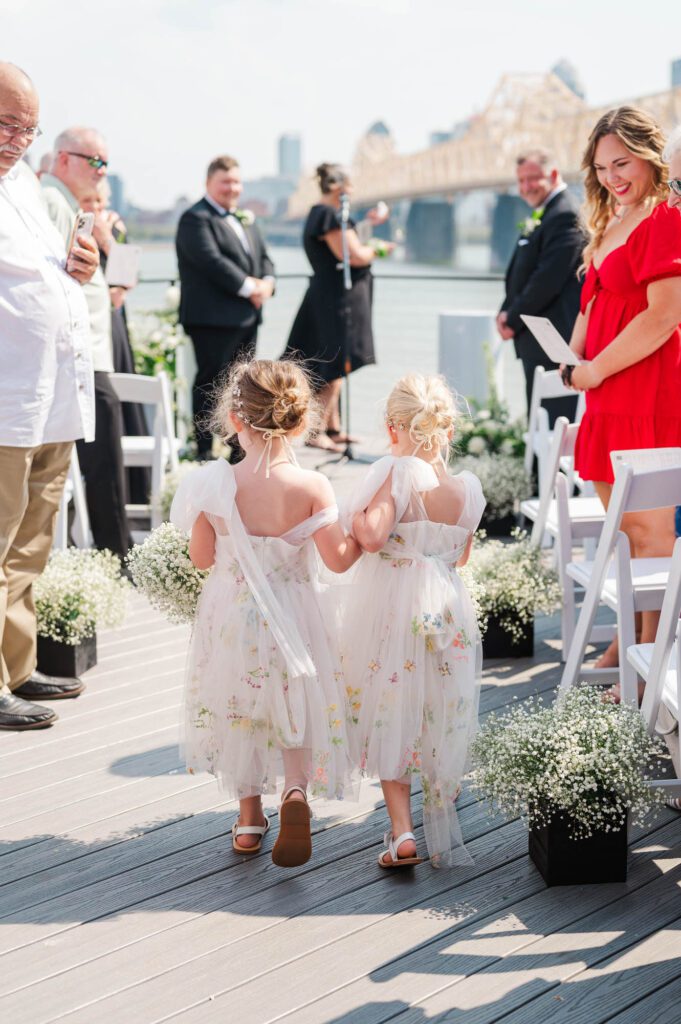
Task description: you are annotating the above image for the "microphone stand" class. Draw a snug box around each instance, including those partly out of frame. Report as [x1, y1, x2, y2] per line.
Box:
[317, 190, 373, 471]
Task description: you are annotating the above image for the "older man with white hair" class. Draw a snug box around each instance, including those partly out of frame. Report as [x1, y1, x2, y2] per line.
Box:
[0, 63, 99, 729]
[42, 127, 133, 563]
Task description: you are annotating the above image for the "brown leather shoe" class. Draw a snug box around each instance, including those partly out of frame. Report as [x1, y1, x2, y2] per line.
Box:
[0, 693, 57, 730]
[13, 670, 84, 700]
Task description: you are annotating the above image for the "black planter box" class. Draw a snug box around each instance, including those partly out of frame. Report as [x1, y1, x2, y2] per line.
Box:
[481, 512, 516, 537]
[529, 809, 628, 886]
[482, 614, 533, 659]
[37, 633, 97, 678]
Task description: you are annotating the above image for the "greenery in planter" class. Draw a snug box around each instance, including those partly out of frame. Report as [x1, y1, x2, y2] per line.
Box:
[128, 309, 185, 383]
[453, 399, 526, 459]
[452, 452, 530, 522]
[470, 686, 667, 840]
[126, 522, 209, 624]
[34, 549, 129, 645]
[460, 529, 561, 644]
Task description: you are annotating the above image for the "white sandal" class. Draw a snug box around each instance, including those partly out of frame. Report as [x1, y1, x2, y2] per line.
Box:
[231, 814, 270, 854]
[271, 786, 312, 868]
[377, 830, 423, 869]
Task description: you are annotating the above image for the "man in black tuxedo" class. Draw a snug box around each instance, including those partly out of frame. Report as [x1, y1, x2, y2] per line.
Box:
[176, 155, 275, 458]
[497, 149, 584, 426]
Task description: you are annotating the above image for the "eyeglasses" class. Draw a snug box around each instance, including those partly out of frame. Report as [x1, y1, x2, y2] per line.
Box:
[667, 179, 681, 198]
[63, 151, 108, 170]
[0, 120, 42, 141]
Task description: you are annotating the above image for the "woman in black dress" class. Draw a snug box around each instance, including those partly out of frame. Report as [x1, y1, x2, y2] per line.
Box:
[285, 163, 392, 450]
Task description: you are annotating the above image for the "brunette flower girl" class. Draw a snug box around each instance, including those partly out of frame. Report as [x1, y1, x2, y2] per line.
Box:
[343, 373, 485, 869]
[170, 359, 360, 867]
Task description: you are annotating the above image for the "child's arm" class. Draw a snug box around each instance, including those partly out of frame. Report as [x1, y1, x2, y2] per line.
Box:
[189, 513, 216, 569]
[352, 475, 396, 554]
[310, 477, 362, 573]
[456, 533, 474, 568]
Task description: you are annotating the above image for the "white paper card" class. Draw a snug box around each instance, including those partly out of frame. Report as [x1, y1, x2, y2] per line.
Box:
[520, 314, 580, 365]
[105, 240, 141, 288]
[610, 447, 681, 473]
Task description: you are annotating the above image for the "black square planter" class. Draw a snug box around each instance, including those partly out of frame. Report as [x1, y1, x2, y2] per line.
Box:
[481, 512, 516, 537]
[482, 615, 533, 659]
[37, 633, 97, 678]
[529, 810, 628, 886]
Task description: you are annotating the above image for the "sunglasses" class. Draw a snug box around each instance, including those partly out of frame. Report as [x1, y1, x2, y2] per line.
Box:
[667, 179, 681, 198]
[63, 151, 108, 170]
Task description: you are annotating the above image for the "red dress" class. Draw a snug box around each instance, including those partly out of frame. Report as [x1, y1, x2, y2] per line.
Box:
[574, 203, 681, 484]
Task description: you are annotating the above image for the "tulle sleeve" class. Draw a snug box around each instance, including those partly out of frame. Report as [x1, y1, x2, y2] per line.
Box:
[169, 459, 236, 534]
[631, 204, 681, 286]
[391, 457, 439, 520]
[338, 456, 396, 531]
[457, 471, 486, 532]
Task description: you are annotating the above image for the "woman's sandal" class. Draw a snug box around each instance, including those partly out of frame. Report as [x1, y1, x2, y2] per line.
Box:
[326, 429, 360, 445]
[377, 830, 424, 869]
[232, 814, 270, 854]
[305, 435, 344, 453]
[271, 786, 313, 867]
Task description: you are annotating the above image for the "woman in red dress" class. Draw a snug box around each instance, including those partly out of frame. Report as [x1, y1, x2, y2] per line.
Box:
[566, 106, 681, 674]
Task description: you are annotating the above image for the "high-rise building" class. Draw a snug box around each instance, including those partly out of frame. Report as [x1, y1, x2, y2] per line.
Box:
[108, 173, 126, 215]
[552, 58, 586, 101]
[673, 58, 681, 88]
[278, 134, 301, 180]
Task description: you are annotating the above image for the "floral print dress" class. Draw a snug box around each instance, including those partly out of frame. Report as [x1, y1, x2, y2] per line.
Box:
[171, 459, 355, 803]
[342, 456, 485, 866]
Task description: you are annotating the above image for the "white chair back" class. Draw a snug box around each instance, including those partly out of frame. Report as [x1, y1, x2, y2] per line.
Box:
[638, 536, 681, 736]
[54, 447, 92, 550]
[523, 367, 576, 482]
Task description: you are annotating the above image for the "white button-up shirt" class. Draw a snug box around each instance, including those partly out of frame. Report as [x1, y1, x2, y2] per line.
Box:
[0, 163, 94, 447]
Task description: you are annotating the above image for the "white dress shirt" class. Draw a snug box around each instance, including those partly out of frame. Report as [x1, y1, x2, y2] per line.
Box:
[0, 164, 94, 447]
[42, 174, 114, 372]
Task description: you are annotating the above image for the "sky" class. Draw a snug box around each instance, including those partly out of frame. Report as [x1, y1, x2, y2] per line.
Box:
[3, 0, 680, 208]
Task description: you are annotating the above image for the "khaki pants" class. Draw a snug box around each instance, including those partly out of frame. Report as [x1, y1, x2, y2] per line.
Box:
[0, 442, 73, 693]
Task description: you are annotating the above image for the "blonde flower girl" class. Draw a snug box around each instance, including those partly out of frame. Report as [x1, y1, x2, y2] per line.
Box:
[343, 374, 485, 869]
[171, 359, 360, 867]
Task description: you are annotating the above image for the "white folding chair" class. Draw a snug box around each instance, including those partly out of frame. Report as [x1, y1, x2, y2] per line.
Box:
[560, 453, 681, 705]
[54, 447, 92, 550]
[627, 536, 681, 803]
[523, 367, 578, 497]
[109, 371, 180, 530]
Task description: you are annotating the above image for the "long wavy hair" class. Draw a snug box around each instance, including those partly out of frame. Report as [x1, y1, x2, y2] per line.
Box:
[581, 106, 668, 269]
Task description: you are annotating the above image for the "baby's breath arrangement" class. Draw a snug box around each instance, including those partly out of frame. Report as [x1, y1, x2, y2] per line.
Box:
[471, 687, 667, 839]
[452, 452, 530, 521]
[126, 523, 208, 624]
[35, 549, 129, 645]
[464, 528, 561, 643]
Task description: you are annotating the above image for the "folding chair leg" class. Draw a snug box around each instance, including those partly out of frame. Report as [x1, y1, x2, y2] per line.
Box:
[615, 532, 638, 707]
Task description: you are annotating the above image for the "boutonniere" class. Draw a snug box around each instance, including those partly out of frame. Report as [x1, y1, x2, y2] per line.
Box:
[517, 207, 545, 238]
[234, 209, 255, 227]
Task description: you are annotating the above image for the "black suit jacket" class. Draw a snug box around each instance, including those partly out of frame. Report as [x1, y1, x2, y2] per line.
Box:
[501, 189, 585, 361]
[176, 198, 276, 329]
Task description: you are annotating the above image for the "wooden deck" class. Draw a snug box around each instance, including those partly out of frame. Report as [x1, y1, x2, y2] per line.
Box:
[1, 591, 681, 1022]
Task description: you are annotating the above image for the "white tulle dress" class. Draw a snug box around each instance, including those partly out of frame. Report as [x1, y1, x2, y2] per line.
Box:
[170, 459, 355, 803]
[342, 456, 486, 867]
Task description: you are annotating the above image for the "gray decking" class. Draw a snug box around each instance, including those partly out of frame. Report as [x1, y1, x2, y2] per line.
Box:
[1, 584, 680, 1022]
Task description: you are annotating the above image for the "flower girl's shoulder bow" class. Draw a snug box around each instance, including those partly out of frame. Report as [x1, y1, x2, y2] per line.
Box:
[170, 459, 237, 533]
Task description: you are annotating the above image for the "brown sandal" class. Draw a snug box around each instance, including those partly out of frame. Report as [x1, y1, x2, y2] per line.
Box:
[271, 786, 312, 867]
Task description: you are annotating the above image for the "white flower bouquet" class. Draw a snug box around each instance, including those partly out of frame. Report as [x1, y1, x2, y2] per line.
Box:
[462, 529, 561, 643]
[470, 686, 667, 839]
[35, 549, 129, 645]
[126, 522, 208, 624]
[453, 452, 530, 521]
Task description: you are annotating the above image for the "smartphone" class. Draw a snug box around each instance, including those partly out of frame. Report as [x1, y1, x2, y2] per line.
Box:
[67, 210, 95, 253]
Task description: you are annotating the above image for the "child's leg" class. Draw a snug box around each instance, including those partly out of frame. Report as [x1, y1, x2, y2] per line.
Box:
[281, 747, 309, 803]
[380, 778, 417, 861]
[235, 795, 267, 850]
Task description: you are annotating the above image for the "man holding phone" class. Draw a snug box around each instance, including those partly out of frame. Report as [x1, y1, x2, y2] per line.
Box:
[0, 63, 99, 730]
[42, 128, 133, 564]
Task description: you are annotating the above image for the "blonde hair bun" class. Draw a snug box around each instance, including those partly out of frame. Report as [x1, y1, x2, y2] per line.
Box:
[211, 358, 315, 439]
[386, 373, 458, 451]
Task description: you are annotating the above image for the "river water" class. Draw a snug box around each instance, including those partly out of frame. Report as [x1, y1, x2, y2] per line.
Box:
[129, 243, 522, 439]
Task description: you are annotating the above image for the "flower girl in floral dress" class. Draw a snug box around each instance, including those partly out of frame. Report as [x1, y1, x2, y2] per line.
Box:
[344, 374, 485, 869]
[171, 360, 360, 867]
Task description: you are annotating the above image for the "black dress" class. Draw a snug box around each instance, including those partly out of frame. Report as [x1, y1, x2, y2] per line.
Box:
[284, 204, 375, 384]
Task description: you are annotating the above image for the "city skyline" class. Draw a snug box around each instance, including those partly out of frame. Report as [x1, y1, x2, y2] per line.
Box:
[4, 0, 680, 208]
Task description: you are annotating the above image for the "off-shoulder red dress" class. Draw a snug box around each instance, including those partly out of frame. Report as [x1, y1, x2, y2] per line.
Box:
[573, 203, 681, 484]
